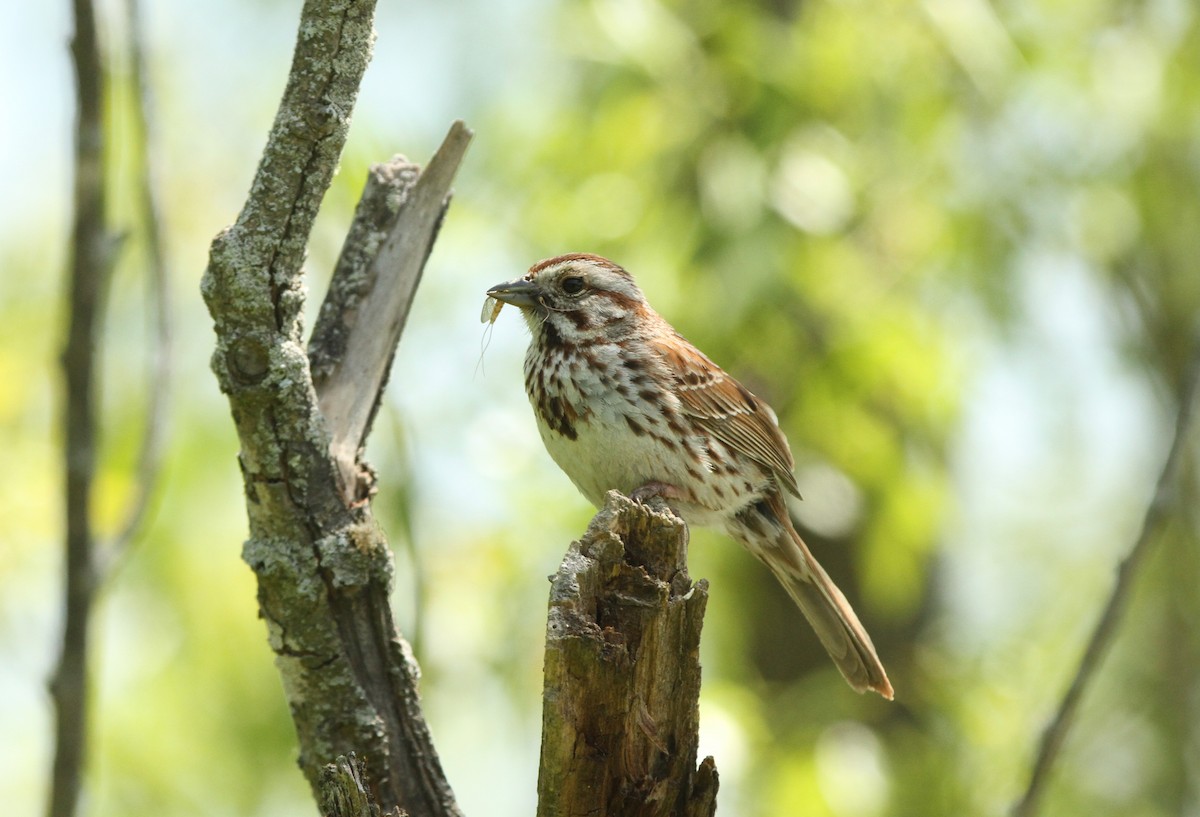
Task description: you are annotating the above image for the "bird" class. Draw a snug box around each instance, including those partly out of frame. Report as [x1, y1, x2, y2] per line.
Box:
[486, 253, 893, 699]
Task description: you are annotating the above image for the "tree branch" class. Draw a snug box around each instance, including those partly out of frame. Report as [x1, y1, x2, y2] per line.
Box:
[96, 0, 173, 576]
[1011, 342, 1200, 817]
[308, 158, 420, 389]
[311, 122, 471, 502]
[538, 492, 719, 817]
[48, 0, 114, 812]
[201, 0, 466, 813]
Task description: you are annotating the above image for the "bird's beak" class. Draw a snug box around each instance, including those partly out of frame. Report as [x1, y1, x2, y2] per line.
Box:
[487, 277, 541, 310]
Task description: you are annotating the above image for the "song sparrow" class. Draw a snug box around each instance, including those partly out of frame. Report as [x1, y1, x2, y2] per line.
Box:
[487, 253, 893, 699]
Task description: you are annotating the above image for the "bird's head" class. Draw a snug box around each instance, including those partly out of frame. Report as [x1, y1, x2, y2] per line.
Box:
[486, 253, 652, 341]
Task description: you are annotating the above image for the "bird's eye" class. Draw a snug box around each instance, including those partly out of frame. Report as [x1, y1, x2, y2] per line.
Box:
[562, 276, 586, 295]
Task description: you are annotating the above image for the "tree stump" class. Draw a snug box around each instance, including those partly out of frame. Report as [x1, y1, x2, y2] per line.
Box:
[538, 491, 719, 817]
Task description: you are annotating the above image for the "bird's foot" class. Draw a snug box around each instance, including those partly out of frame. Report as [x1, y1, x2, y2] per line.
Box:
[629, 481, 686, 505]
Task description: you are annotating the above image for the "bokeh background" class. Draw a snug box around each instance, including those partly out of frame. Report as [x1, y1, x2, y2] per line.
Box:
[3, 0, 1199, 815]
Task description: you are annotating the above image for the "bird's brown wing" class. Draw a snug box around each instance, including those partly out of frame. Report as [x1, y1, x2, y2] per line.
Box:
[651, 332, 801, 497]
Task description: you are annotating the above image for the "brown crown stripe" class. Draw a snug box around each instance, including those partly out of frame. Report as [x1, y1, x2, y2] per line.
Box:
[529, 253, 629, 277]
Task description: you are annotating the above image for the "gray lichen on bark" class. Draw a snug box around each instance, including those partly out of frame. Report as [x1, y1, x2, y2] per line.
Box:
[320, 754, 406, 817]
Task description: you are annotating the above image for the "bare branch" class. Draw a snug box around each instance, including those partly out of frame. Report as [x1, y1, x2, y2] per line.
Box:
[538, 492, 719, 817]
[48, 0, 114, 813]
[314, 121, 472, 503]
[309, 157, 421, 389]
[1012, 342, 1200, 817]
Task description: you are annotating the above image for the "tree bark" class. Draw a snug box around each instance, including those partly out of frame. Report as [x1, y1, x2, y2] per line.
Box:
[200, 0, 468, 813]
[538, 492, 719, 817]
[320, 755, 406, 817]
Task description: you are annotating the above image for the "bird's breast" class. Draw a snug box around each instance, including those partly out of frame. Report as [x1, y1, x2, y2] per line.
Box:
[523, 341, 754, 526]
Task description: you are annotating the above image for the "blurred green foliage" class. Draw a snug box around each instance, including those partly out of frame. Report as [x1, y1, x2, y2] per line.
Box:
[469, 0, 1200, 814]
[2, 0, 1198, 815]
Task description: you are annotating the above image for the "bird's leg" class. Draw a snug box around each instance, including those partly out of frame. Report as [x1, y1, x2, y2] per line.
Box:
[629, 481, 687, 505]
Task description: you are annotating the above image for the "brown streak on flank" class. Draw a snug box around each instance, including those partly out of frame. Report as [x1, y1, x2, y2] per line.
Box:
[651, 431, 678, 451]
[665, 415, 689, 439]
[624, 415, 647, 436]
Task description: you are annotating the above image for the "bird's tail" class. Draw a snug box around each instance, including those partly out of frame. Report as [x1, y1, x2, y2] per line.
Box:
[733, 497, 894, 700]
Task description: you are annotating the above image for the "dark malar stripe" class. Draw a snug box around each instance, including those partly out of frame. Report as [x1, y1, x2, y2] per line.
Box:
[539, 321, 573, 354]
